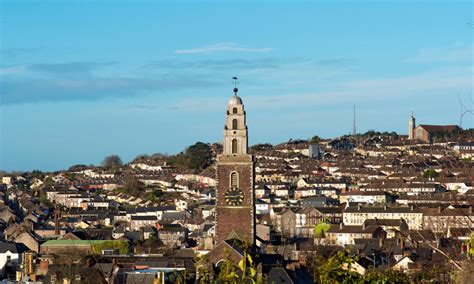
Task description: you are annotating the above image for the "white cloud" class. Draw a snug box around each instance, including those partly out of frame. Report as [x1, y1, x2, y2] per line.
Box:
[404, 44, 473, 63]
[175, 43, 273, 54]
[0, 65, 26, 75]
[169, 67, 472, 112]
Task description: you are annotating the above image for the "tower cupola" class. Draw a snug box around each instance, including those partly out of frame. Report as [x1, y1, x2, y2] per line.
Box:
[223, 85, 248, 155]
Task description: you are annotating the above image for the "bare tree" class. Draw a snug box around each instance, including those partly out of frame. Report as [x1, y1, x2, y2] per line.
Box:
[458, 94, 473, 128]
[101, 155, 123, 169]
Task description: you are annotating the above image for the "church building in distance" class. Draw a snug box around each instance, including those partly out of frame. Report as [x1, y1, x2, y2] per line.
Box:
[215, 85, 256, 245]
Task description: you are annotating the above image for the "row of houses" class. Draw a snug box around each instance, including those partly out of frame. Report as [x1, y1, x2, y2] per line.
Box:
[267, 203, 473, 240]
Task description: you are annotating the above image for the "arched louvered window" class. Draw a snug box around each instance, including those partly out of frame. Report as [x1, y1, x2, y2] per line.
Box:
[232, 119, 238, 130]
[233, 107, 238, 114]
[232, 139, 238, 154]
[230, 172, 239, 188]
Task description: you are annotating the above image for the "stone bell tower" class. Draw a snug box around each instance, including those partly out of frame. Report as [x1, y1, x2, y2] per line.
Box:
[408, 112, 415, 140]
[215, 81, 255, 244]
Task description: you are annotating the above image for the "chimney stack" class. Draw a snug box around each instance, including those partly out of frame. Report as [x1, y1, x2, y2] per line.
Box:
[139, 227, 145, 241]
[54, 209, 60, 236]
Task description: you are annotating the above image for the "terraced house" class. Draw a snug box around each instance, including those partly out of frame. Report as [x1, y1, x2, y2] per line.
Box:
[343, 205, 423, 230]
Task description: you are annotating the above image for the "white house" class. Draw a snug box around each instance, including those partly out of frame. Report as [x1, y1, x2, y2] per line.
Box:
[130, 163, 163, 171]
[393, 256, 414, 273]
[1, 177, 14, 188]
[255, 199, 270, 214]
[0, 242, 23, 277]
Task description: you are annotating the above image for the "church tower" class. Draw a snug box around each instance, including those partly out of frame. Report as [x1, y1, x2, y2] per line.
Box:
[215, 83, 255, 244]
[408, 112, 415, 140]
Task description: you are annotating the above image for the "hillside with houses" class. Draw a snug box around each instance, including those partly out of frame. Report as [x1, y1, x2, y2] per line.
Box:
[1, 133, 474, 282]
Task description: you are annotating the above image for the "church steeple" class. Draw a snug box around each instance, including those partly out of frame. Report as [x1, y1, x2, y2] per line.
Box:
[215, 78, 256, 245]
[223, 86, 248, 155]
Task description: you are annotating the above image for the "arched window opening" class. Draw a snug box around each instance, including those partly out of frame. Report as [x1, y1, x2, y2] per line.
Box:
[230, 172, 239, 188]
[233, 107, 238, 114]
[232, 139, 238, 154]
[232, 119, 238, 130]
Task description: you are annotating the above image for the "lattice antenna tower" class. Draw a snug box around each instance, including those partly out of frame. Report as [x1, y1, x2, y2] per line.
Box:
[353, 104, 357, 136]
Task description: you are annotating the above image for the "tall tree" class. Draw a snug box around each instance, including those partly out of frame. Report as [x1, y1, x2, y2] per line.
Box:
[310, 135, 322, 144]
[168, 142, 212, 172]
[123, 173, 144, 195]
[101, 155, 123, 169]
[186, 142, 212, 171]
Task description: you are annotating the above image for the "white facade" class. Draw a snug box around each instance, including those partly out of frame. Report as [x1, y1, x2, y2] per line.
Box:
[0, 250, 20, 276]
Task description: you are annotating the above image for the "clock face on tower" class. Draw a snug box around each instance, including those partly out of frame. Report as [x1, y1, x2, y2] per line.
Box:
[224, 187, 244, 206]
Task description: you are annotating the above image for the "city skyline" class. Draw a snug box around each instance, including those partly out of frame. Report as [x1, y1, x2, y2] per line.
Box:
[1, 0, 473, 171]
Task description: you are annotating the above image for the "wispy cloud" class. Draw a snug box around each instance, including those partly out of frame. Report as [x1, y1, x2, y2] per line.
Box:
[2, 47, 42, 57]
[147, 58, 291, 70]
[175, 43, 273, 54]
[0, 61, 218, 105]
[0, 62, 115, 78]
[0, 65, 27, 76]
[168, 67, 472, 112]
[146, 57, 352, 70]
[315, 58, 355, 66]
[131, 104, 160, 111]
[404, 44, 473, 63]
[27, 62, 116, 76]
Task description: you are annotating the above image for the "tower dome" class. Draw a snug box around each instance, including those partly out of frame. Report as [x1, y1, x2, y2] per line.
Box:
[228, 87, 243, 105]
[228, 94, 243, 105]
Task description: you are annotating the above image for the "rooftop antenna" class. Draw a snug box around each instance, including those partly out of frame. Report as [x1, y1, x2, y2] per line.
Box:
[232, 76, 239, 95]
[353, 104, 357, 136]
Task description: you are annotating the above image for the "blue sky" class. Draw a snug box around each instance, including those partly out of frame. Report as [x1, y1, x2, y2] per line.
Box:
[0, 0, 473, 171]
